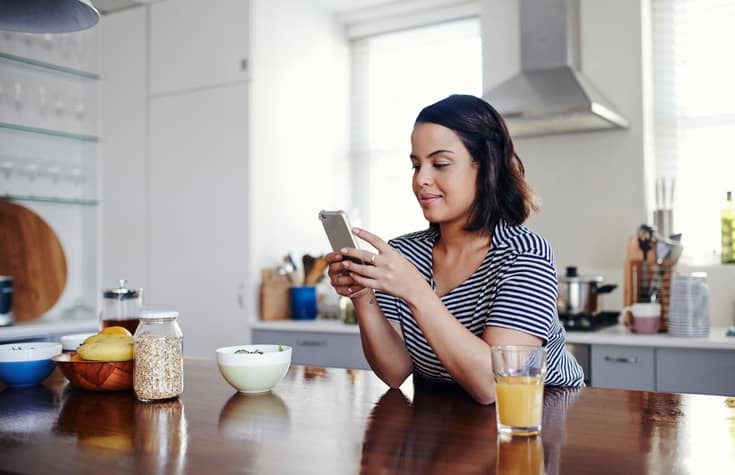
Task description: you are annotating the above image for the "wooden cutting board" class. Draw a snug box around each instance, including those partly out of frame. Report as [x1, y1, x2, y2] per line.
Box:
[0, 199, 67, 322]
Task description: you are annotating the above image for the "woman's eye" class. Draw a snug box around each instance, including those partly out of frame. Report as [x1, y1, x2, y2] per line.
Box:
[411, 164, 420, 171]
[434, 162, 450, 169]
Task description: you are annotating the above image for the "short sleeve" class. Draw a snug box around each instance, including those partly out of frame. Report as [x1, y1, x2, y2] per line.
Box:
[487, 252, 558, 342]
[375, 289, 400, 322]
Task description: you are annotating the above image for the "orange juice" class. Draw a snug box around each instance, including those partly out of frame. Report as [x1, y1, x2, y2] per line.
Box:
[494, 375, 543, 433]
[496, 434, 544, 475]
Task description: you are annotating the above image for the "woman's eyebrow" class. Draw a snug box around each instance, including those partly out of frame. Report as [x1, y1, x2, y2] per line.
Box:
[409, 149, 455, 160]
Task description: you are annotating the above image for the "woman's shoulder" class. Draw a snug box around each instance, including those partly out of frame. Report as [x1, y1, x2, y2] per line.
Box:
[493, 221, 554, 262]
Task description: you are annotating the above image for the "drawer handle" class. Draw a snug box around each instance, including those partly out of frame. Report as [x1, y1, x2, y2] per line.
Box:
[296, 339, 327, 347]
[604, 356, 639, 364]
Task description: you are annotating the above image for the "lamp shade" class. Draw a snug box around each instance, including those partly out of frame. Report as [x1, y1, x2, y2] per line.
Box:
[0, 0, 100, 33]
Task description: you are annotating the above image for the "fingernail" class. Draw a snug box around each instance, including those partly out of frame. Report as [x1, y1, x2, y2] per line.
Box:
[352, 228, 361, 234]
[340, 248, 348, 253]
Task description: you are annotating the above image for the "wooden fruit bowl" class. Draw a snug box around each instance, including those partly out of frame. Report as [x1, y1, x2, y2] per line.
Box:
[53, 353, 133, 391]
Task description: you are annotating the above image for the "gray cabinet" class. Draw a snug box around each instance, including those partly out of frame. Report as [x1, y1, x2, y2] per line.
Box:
[656, 348, 735, 396]
[252, 329, 369, 370]
[591, 345, 655, 391]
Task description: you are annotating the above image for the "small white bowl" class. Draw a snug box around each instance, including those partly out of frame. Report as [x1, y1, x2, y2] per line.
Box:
[216, 344, 292, 394]
[59, 333, 96, 352]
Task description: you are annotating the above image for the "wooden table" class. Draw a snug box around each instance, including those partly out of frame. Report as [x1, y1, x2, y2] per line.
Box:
[1, 359, 734, 474]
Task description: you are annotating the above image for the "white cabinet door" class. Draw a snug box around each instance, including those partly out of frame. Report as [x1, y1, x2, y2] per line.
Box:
[149, 83, 249, 357]
[150, 0, 249, 95]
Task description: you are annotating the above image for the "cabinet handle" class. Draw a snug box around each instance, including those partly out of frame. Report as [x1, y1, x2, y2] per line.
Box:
[604, 356, 639, 364]
[297, 339, 327, 347]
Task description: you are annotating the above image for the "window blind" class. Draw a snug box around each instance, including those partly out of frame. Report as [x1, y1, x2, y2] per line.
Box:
[652, 0, 735, 260]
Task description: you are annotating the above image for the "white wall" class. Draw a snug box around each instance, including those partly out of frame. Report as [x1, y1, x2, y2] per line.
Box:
[249, 0, 350, 320]
[98, 7, 150, 293]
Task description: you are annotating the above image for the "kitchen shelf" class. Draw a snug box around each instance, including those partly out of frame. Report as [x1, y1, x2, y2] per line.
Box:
[0, 122, 98, 142]
[1, 194, 98, 206]
[0, 51, 99, 80]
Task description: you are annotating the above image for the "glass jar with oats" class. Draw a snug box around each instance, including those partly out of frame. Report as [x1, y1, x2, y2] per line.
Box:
[133, 310, 184, 402]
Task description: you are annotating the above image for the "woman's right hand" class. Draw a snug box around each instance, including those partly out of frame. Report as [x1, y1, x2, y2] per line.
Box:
[326, 251, 368, 298]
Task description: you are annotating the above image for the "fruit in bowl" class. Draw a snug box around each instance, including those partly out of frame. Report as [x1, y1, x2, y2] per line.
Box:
[53, 326, 134, 391]
[0, 342, 62, 387]
[216, 344, 292, 393]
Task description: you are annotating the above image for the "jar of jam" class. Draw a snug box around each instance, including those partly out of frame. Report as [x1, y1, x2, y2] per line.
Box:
[100, 279, 143, 334]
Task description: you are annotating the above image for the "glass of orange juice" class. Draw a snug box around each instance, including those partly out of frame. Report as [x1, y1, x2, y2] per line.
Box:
[491, 345, 547, 436]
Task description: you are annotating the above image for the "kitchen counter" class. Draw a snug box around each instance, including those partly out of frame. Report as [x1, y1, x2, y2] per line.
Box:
[252, 319, 735, 350]
[0, 317, 98, 343]
[2, 359, 734, 474]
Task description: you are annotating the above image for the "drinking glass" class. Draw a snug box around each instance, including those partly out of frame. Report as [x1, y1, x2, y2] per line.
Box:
[491, 345, 547, 436]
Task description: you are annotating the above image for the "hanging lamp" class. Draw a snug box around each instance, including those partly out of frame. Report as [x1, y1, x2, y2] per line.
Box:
[0, 0, 100, 33]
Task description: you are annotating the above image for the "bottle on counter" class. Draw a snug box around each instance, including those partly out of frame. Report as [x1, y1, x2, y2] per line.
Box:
[133, 310, 184, 402]
[721, 191, 735, 263]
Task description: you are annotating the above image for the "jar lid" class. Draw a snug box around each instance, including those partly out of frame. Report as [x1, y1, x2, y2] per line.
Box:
[103, 279, 142, 299]
[140, 310, 179, 320]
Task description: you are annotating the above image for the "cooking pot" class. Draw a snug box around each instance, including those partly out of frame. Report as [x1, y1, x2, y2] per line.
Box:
[557, 266, 617, 315]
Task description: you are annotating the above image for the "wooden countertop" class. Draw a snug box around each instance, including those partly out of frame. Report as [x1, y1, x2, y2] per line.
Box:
[1, 359, 734, 474]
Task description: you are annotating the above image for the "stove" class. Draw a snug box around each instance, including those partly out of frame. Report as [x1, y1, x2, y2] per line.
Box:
[558, 311, 620, 332]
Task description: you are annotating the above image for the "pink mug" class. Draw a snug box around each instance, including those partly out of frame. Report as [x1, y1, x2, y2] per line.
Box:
[622, 302, 661, 334]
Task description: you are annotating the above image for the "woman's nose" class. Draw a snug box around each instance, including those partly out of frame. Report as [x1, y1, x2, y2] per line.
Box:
[414, 167, 433, 186]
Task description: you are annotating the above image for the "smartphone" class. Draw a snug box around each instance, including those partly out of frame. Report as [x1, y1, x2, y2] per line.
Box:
[319, 210, 359, 253]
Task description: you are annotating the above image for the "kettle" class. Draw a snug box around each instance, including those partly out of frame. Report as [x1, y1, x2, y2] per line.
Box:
[557, 266, 617, 315]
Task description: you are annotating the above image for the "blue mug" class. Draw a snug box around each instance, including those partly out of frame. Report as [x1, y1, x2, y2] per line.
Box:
[290, 286, 317, 320]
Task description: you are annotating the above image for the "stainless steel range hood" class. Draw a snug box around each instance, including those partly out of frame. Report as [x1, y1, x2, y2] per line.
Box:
[483, 0, 628, 137]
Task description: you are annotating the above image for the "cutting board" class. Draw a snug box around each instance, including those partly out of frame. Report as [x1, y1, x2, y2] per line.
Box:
[0, 199, 67, 322]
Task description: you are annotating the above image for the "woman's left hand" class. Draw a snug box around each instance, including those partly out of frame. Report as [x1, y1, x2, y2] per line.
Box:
[338, 228, 427, 301]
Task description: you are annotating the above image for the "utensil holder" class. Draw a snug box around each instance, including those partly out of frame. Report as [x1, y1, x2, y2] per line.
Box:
[624, 260, 673, 332]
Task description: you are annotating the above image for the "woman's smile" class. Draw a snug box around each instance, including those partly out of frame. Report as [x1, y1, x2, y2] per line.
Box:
[418, 192, 442, 207]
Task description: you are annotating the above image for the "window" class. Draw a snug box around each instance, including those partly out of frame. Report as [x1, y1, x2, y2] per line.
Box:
[652, 0, 735, 261]
[349, 16, 482, 238]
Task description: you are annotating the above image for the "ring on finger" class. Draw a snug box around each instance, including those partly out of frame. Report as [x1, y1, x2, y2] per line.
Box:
[370, 253, 376, 264]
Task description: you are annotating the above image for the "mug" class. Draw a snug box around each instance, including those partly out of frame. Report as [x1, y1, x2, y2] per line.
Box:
[622, 302, 661, 334]
[0, 276, 13, 327]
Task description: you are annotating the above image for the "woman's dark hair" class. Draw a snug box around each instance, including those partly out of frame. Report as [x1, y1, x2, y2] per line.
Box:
[415, 94, 538, 234]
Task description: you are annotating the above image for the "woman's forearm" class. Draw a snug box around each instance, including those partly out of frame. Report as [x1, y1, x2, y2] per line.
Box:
[352, 292, 413, 387]
[405, 287, 496, 404]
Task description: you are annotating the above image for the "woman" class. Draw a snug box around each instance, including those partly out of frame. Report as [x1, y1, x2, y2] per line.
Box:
[326, 94, 584, 405]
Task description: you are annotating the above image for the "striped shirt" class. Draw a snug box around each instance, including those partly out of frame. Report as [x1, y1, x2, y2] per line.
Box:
[374, 220, 584, 387]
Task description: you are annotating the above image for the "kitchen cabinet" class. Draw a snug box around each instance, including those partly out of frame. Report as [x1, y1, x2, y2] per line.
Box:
[591, 345, 655, 391]
[253, 326, 370, 370]
[149, 83, 249, 357]
[656, 347, 735, 396]
[150, 0, 249, 96]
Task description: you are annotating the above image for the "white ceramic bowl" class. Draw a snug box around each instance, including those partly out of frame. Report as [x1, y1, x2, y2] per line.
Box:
[59, 333, 96, 352]
[216, 344, 292, 394]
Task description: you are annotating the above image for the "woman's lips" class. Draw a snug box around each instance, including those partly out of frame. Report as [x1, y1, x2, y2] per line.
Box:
[418, 193, 441, 207]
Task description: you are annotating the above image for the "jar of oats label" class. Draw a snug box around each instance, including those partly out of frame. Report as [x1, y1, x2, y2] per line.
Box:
[133, 310, 184, 402]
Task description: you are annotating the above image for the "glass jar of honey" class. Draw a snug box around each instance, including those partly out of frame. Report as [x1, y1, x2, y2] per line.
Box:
[100, 279, 143, 334]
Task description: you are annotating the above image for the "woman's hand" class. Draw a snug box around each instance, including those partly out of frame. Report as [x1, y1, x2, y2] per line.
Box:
[326, 250, 368, 298]
[338, 228, 428, 302]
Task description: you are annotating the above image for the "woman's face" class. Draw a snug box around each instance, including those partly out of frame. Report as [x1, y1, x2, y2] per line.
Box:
[410, 122, 479, 227]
